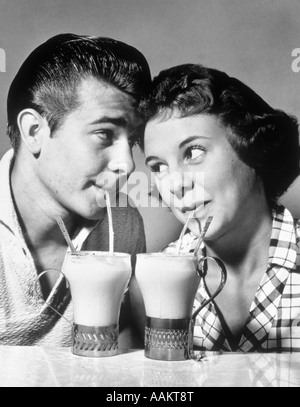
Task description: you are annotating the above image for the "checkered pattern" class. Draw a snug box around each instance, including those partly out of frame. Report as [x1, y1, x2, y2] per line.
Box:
[164, 206, 300, 353]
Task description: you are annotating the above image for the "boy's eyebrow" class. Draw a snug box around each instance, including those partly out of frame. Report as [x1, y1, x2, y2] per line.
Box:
[90, 116, 128, 127]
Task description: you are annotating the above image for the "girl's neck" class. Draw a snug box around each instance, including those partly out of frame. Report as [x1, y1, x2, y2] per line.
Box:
[205, 205, 273, 277]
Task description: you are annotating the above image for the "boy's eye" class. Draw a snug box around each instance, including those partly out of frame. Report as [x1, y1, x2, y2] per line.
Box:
[93, 129, 115, 147]
[95, 130, 112, 140]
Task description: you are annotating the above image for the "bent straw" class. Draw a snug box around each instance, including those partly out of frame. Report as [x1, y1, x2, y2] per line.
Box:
[175, 210, 195, 255]
[194, 216, 213, 258]
[105, 191, 114, 255]
[56, 216, 76, 253]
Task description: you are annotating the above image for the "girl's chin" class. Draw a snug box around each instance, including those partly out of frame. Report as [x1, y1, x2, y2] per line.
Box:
[173, 210, 214, 237]
[176, 215, 202, 237]
[187, 220, 202, 237]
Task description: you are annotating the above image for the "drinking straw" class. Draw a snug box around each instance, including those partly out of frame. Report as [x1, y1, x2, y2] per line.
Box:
[194, 216, 213, 258]
[56, 216, 76, 253]
[105, 191, 114, 255]
[175, 210, 195, 255]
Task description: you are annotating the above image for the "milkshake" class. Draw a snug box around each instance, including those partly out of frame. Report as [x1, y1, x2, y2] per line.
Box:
[63, 251, 131, 326]
[136, 253, 199, 319]
[135, 253, 200, 361]
[63, 251, 131, 357]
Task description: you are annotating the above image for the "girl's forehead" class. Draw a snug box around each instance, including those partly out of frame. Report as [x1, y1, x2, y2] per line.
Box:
[145, 114, 226, 145]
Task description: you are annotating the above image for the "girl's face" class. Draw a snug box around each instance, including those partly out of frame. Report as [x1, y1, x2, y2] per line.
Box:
[144, 113, 265, 240]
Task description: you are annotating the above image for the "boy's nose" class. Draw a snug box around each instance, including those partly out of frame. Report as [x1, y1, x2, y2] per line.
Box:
[107, 144, 135, 176]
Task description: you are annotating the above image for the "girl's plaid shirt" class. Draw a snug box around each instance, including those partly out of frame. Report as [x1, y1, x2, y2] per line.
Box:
[164, 206, 300, 352]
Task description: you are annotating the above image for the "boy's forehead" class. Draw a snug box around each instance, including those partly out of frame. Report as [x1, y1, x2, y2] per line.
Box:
[77, 77, 130, 104]
[75, 76, 140, 124]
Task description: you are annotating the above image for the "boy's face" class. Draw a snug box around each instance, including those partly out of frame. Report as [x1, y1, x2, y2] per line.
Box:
[36, 77, 138, 220]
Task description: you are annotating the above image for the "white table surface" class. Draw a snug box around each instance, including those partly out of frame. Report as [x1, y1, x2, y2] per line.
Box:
[0, 346, 299, 387]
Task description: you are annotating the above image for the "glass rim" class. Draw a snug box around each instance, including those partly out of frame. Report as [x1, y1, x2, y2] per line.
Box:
[136, 252, 194, 258]
[66, 251, 131, 258]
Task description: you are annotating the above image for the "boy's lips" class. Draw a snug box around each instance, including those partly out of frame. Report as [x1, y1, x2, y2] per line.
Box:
[94, 184, 115, 196]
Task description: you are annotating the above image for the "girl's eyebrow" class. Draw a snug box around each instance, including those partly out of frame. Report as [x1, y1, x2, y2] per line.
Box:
[178, 135, 210, 149]
[145, 135, 211, 165]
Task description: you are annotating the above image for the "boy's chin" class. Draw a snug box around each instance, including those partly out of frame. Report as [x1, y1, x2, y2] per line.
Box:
[81, 207, 107, 221]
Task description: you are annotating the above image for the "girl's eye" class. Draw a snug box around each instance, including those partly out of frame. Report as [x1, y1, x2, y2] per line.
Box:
[185, 146, 206, 162]
[149, 163, 168, 175]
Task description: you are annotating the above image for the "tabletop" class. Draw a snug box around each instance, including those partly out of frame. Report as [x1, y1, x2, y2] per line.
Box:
[0, 346, 299, 387]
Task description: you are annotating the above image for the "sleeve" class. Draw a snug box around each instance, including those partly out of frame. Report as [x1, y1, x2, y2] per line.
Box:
[82, 202, 146, 262]
[80, 200, 147, 348]
[111, 204, 146, 269]
[126, 206, 146, 268]
[111, 203, 147, 348]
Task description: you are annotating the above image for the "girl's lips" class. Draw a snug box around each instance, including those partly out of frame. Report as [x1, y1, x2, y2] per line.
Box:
[193, 201, 211, 218]
[182, 201, 210, 215]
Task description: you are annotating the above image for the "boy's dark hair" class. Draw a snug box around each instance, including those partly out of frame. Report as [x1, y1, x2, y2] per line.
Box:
[7, 33, 151, 152]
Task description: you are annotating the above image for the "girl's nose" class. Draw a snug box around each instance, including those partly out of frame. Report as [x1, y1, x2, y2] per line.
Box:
[169, 171, 194, 199]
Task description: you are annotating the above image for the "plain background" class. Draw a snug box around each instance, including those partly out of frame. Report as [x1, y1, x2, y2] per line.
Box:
[0, 0, 299, 251]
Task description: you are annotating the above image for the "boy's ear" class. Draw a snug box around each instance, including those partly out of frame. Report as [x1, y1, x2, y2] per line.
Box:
[17, 109, 50, 155]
